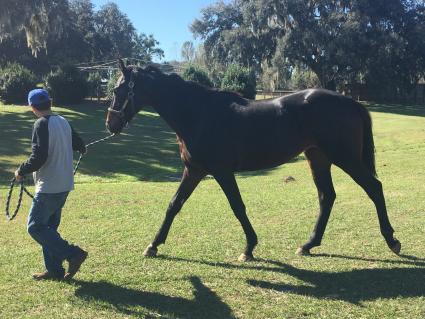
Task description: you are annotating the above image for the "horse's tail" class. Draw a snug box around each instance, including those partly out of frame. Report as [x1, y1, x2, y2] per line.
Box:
[357, 102, 377, 177]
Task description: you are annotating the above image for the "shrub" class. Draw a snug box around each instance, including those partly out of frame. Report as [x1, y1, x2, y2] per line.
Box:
[45, 65, 89, 104]
[182, 64, 213, 87]
[87, 72, 102, 98]
[182, 64, 214, 87]
[221, 64, 256, 99]
[106, 71, 121, 101]
[0, 63, 37, 104]
[289, 67, 320, 90]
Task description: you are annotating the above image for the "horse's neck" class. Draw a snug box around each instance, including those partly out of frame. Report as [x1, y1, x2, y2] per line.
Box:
[149, 80, 201, 141]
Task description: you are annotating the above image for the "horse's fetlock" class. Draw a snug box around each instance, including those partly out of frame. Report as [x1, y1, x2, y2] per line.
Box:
[381, 228, 394, 239]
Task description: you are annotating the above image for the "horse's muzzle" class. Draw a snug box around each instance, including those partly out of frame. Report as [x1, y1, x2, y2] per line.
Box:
[105, 118, 122, 134]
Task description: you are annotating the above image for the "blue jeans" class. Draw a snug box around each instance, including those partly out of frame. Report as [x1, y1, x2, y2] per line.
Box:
[27, 191, 78, 276]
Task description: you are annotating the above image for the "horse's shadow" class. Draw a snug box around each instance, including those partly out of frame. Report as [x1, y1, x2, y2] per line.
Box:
[247, 260, 425, 305]
[157, 254, 425, 305]
[72, 276, 235, 318]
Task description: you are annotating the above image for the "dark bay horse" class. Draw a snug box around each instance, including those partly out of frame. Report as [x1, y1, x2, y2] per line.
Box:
[106, 60, 400, 261]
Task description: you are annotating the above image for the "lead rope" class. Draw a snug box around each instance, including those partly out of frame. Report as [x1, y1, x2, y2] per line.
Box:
[5, 134, 115, 221]
[4, 178, 33, 221]
[73, 134, 115, 175]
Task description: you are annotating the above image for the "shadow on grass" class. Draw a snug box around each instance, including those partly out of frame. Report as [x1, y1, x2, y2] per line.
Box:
[247, 260, 425, 305]
[0, 102, 184, 183]
[156, 254, 425, 305]
[73, 276, 235, 318]
[366, 102, 425, 117]
[309, 252, 425, 266]
[0, 110, 35, 180]
[64, 103, 186, 182]
[74, 111, 184, 182]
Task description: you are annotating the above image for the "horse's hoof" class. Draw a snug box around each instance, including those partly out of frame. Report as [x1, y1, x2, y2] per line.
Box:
[295, 247, 311, 256]
[143, 245, 158, 257]
[238, 253, 255, 262]
[390, 240, 401, 255]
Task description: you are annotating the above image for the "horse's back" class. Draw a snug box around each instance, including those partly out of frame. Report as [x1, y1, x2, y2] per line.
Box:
[223, 93, 308, 171]
[193, 88, 367, 172]
[232, 88, 367, 170]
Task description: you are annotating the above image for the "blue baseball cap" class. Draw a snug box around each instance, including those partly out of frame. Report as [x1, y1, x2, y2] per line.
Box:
[28, 89, 51, 106]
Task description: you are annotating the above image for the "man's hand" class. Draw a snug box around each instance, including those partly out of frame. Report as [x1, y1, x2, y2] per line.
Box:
[14, 169, 24, 182]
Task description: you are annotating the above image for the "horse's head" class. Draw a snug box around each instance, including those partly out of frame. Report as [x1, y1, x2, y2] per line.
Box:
[106, 59, 159, 134]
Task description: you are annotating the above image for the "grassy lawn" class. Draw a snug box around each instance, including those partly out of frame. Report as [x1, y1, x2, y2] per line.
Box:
[0, 100, 424, 318]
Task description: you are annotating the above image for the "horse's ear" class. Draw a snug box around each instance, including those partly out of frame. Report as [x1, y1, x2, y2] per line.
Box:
[118, 59, 126, 73]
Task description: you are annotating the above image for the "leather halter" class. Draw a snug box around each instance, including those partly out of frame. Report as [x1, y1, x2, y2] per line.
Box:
[107, 69, 136, 125]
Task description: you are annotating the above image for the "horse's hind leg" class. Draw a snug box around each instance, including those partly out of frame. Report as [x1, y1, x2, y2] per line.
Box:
[297, 147, 336, 255]
[143, 166, 205, 257]
[338, 161, 401, 254]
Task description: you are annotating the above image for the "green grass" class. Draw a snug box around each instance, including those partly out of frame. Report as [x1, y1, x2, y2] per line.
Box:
[0, 101, 425, 318]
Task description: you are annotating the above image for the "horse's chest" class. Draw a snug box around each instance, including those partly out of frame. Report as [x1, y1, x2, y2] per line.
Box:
[177, 137, 191, 165]
[178, 136, 206, 168]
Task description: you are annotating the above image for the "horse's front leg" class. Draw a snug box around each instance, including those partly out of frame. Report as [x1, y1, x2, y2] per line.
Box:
[143, 167, 205, 257]
[214, 173, 258, 262]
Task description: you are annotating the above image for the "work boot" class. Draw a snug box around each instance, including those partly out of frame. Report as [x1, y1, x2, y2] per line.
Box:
[64, 248, 88, 280]
[32, 271, 64, 281]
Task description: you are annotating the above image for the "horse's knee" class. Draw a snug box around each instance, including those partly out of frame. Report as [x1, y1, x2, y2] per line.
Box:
[371, 179, 383, 193]
[320, 189, 336, 206]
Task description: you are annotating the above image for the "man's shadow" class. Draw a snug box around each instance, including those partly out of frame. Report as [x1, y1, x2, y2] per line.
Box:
[73, 276, 235, 318]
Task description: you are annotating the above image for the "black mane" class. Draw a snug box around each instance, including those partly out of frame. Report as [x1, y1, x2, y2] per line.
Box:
[135, 65, 248, 108]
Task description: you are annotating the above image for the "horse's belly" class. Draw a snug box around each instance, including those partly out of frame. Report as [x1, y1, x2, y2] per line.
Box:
[235, 142, 304, 172]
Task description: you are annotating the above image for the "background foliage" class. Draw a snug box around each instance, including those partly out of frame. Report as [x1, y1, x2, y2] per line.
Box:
[0, 0, 164, 75]
[191, 0, 425, 98]
[221, 64, 256, 99]
[182, 64, 213, 87]
[45, 65, 89, 104]
[0, 63, 37, 104]
[1, 0, 424, 103]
